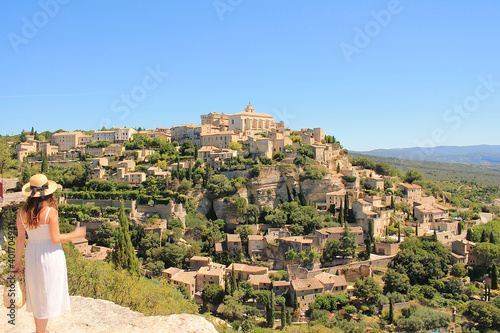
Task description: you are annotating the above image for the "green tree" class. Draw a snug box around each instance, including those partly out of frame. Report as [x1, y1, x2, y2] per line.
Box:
[481, 229, 488, 243]
[41, 152, 48, 173]
[383, 268, 410, 294]
[339, 223, 356, 258]
[354, 276, 382, 304]
[450, 263, 467, 278]
[207, 174, 234, 199]
[472, 242, 500, 267]
[228, 141, 242, 152]
[491, 264, 499, 290]
[389, 298, 394, 324]
[94, 221, 115, 247]
[404, 168, 424, 184]
[273, 151, 285, 161]
[338, 201, 344, 226]
[201, 284, 224, 305]
[112, 206, 140, 276]
[231, 265, 238, 294]
[322, 239, 341, 262]
[464, 300, 500, 329]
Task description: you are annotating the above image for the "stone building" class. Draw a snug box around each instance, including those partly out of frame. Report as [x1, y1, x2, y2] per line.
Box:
[228, 104, 276, 135]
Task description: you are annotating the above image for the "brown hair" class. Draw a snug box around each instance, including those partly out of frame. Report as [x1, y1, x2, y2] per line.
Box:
[23, 194, 58, 229]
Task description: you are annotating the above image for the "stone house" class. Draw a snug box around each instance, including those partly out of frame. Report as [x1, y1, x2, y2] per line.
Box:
[171, 270, 197, 299]
[196, 265, 226, 293]
[190, 256, 212, 271]
[226, 263, 268, 281]
[291, 278, 324, 309]
[50, 131, 85, 151]
[200, 131, 240, 149]
[314, 227, 365, 249]
[399, 183, 422, 203]
[248, 274, 272, 291]
[366, 176, 384, 190]
[279, 236, 315, 254]
[273, 281, 290, 297]
[314, 272, 348, 294]
[247, 234, 266, 256]
[226, 234, 242, 257]
[124, 172, 146, 185]
[162, 267, 183, 279]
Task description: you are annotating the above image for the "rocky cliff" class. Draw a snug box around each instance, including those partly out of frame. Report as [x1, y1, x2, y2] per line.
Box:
[4, 296, 218, 333]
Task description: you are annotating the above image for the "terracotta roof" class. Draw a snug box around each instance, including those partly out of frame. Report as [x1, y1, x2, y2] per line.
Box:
[314, 272, 347, 287]
[400, 183, 422, 189]
[190, 256, 211, 262]
[248, 235, 264, 241]
[281, 236, 313, 244]
[171, 271, 196, 286]
[356, 199, 371, 206]
[226, 234, 241, 243]
[291, 278, 324, 292]
[316, 227, 364, 235]
[197, 266, 224, 277]
[273, 281, 290, 287]
[248, 274, 271, 286]
[227, 263, 268, 274]
[163, 267, 183, 276]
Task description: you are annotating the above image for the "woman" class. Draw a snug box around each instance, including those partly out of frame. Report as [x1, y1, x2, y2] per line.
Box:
[13, 174, 86, 333]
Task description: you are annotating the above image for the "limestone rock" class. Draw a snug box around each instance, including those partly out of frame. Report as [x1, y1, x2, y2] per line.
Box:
[4, 296, 218, 333]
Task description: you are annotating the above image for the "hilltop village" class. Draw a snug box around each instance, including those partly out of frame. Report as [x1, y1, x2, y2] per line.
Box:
[3, 104, 500, 331]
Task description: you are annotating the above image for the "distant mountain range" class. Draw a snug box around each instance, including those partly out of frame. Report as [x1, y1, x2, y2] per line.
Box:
[353, 145, 500, 165]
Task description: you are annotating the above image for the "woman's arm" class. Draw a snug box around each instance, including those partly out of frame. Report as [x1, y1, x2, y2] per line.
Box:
[13, 210, 26, 272]
[48, 209, 86, 245]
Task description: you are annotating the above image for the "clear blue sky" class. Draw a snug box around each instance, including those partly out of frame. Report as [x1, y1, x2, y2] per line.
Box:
[1, 0, 499, 151]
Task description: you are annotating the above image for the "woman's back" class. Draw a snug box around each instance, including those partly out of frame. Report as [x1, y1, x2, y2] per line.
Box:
[22, 207, 53, 243]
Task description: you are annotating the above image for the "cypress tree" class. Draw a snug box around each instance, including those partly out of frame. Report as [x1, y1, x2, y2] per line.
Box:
[269, 290, 275, 328]
[481, 230, 488, 243]
[391, 195, 395, 209]
[336, 164, 341, 174]
[344, 192, 350, 223]
[286, 309, 292, 325]
[112, 205, 140, 276]
[389, 298, 394, 324]
[231, 265, 237, 294]
[466, 228, 473, 241]
[225, 276, 231, 295]
[366, 219, 374, 256]
[491, 264, 499, 290]
[293, 291, 298, 311]
[338, 201, 344, 227]
[490, 231, 496, 244]
[41, 152, 48, 173]
[397, 222, 401, 243]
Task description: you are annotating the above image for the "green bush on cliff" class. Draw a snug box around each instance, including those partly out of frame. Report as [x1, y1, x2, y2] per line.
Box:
[63, 242, 198, 316]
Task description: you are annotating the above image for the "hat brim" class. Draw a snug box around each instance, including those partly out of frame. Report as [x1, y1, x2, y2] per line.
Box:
[22, 180, 59, 197]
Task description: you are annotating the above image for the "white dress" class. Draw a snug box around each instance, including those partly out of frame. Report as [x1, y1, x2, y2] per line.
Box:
[20, 208, 71, 319]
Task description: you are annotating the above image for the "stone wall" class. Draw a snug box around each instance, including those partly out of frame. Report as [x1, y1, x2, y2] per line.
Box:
[2, 296, 219, 333]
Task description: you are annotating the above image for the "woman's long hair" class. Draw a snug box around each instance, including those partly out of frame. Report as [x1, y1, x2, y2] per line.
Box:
[23, 194, 58, 229]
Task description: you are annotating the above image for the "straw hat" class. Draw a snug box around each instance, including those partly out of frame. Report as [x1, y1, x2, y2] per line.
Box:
[21, 174, 58, 198]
